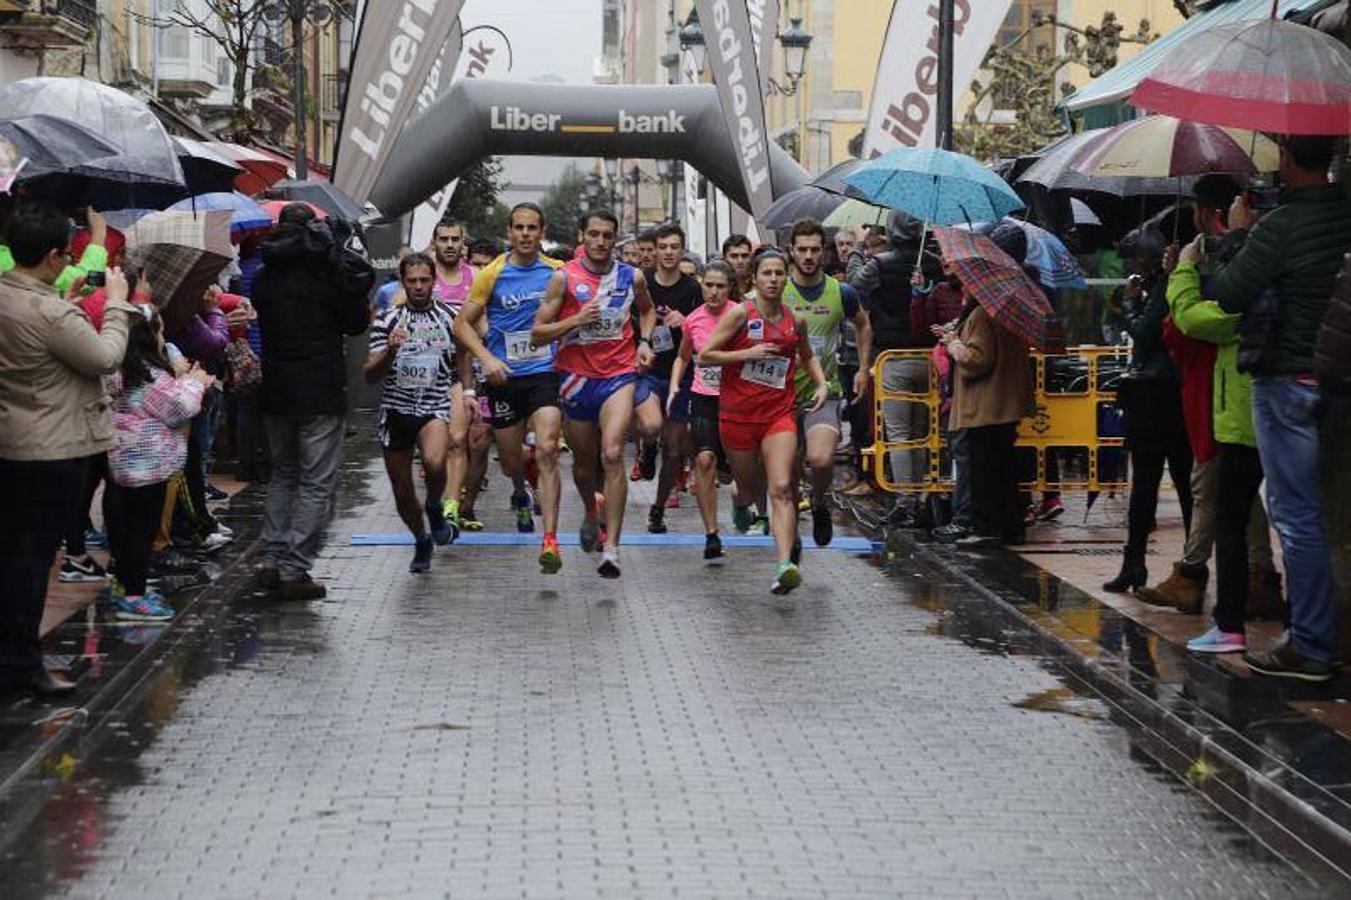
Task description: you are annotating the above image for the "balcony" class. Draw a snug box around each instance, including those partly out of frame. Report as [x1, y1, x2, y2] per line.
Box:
[0, 0, 96, 48]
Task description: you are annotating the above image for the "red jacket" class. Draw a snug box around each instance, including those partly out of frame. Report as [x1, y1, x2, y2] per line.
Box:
[1162, 315, 1217, 463]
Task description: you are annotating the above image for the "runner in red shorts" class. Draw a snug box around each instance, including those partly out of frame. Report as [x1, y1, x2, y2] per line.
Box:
[532, 208, 656, 578]
[699, 249, 828, 594]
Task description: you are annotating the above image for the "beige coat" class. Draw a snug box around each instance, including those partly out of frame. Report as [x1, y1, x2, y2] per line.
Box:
[948, 305, 1034, 431]
[0, 271, 136, 461]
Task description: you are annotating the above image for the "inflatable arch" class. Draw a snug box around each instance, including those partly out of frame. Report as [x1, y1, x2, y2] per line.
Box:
[368, 79, 810, 220]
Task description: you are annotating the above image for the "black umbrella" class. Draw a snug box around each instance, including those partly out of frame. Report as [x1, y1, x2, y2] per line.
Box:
[267, 178, 366, 220]
[759, 185, 846, 232]
[172, 137, 244, 196]
[1017, 130, 1198, 198]
[0, 115, 120, 181]
[809, 158, 870, 197]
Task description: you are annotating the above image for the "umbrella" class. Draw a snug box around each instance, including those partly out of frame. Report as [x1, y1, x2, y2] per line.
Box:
[1066, 116, 1280, 179]
[1070, 198, 1101, 227]
[123, 210, 234, 326]
[172, 137, 244, 195]
[260, 199, 327, 222]
[1131, 17, 1351, 135]
[0, 115, 119, 181]
[843, 147, 1024, 226]
[1017, 130, 1199, 197]
[210, 141, 290, 195]
[0, 77, 184, 190]
[1003, 220, 1088, 291]
[168, 192, 271, 235]
[809, 158, 870, 197]
[267, 178, 365, 220]
[759, 185, 846, 231]
[102, 208, 157, 230]
[0, 136, 22, 193]
[934, 226, 1064, 352]
[822, 197, 889, 229]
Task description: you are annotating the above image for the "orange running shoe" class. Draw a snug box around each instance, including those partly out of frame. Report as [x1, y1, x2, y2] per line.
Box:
[539, 533, 561, 574]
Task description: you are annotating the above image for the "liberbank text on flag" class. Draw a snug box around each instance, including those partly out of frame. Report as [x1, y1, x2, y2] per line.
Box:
[862, 0, 1013, 157]
[334, 0, 465, 206]
[695, 0, 774, 220]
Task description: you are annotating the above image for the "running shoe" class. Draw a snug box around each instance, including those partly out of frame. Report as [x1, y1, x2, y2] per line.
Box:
[1036, 497, 1066, 521]
[460, 514, 485, 532]
[512, 492, 535, 533]
[771, 562, 801, 596]
[96, 575, 126, 610]
[664, 490, 681, 509]
[811, 507, 833, 547]
[427, 499, 457, 546]
[1186, 626, 1246, 654]
[113, 592, 174, 622]
[83, 529, 108, 549]
[59, 554, 107, 583]
[790, 536, 803, 565]
[579, 518, 602, 553]
[539, 534, 562, 574]
[797, 496, 811, 513]
[205, 483, 229, 501]
[597, 547, 621, 579]
[747, 517, 769, 537]
[638, 442, 657, 480]
[647, 505, 667, 534]
[732, 504, 754, 534]
[201, 530, 232, 552]
[410, 536, 433, 573]
[214, 523, 235, 539]
[703, 532, 723, 560]
[629, 460, 643, 482]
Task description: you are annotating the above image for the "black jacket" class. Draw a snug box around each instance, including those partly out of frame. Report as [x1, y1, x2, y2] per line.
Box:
[1121, 269, 1179, 382]
[1316, 251, 1351, 395]
[847, 242, 940, 351]
[253, 219, 374, 416]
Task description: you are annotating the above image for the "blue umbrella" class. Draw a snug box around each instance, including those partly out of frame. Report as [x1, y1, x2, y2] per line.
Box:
[168, 191, 271, 234]
[959, 218, 1088, 291]
[842, 147, 1024, 226]
[102, 208, 157, 231]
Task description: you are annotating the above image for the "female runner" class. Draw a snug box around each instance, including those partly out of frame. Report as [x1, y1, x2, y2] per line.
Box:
[669, 260, 738, 561]
[699, 250, 828, 594]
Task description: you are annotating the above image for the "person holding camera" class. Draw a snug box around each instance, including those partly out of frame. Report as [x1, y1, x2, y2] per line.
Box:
[0, 202, 138, 697]
[1206, 135, 1351, 681]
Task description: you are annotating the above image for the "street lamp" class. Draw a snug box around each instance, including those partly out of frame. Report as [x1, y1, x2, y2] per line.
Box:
[603, 157, 620, 210]
[584, 172, 602, 212]
[778, 17, 813, 94]
[628, 164, 643, 235]
[262, 0, 340, 180]
[678, 8, 707, 78]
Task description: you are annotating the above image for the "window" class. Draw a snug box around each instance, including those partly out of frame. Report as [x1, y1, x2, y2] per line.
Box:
[217, 56, 230, 86]
[995, 0, 1058, 55]
[162, 25, 190, 59]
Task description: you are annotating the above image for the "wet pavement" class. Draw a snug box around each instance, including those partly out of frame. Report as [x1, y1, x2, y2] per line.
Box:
[0, 421, 1324, 897]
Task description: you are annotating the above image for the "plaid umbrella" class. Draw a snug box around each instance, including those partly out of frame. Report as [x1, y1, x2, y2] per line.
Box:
[934, 226, 1065, 352]
[123, 210, 234, 327]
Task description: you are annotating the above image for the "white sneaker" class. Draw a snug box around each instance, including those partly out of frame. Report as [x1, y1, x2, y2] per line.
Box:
[597, 548, 621, 579]
[201, 531, 232, 551]
[214, 523, 235, 539]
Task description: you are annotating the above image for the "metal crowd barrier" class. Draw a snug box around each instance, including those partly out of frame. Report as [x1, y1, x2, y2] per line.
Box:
[864, 346, 1130, 494]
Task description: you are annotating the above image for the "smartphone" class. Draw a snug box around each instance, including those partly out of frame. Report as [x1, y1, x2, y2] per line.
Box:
[84, 270, 105, 288]
[1248, 176, 1280, 212]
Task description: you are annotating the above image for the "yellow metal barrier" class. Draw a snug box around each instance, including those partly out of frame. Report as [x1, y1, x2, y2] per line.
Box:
[866, 346, 1130, 494]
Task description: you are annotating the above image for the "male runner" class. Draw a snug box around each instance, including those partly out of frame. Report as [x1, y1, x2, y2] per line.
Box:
[784, 219, 872, 547]
[364, 253, 475, 572]
[453, 203, 567, 573]
[532, 209, 656, 578]
[427, 219, 479, 533]
[635, 229, 657, 271]
[721, 234, 754, 296]
[619, 240, 642, 267]
[633, 223, 703, 533]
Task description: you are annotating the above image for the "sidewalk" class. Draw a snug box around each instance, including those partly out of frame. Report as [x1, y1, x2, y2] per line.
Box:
[843, 489, 1351, 884]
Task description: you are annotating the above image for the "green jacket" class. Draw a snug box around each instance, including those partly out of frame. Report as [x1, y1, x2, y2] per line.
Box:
[1167, 261, 1254, 448]
[0, 242, 107, 299]
[1211, 183, 1351, 375]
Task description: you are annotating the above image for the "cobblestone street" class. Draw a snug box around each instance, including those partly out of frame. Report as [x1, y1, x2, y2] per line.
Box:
[1, 435, 1315, 898]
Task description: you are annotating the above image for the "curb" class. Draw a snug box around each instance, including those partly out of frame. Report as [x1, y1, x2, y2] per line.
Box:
[838, 495, 1351, 892]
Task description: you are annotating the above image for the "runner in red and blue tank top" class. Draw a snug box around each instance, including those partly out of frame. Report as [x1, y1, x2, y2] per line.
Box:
[699, 249, 828, 596]
[532, 209, 656, 579]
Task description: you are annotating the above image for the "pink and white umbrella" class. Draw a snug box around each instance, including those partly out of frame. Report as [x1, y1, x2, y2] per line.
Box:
[1131, 16, 1351, 135]
[1067, 116, 1280, 179]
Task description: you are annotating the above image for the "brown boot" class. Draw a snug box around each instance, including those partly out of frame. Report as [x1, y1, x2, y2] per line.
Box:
[1135, 562, 1207, 614]
[276, 574, 326, 601]
[1244, 568, 1286, 621]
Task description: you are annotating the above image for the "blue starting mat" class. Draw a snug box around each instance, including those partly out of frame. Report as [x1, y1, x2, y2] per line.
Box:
[350, 532, 880, 552]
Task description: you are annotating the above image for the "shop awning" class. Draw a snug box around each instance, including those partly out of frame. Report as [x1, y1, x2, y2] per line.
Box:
[1063, 0, 1314, 114]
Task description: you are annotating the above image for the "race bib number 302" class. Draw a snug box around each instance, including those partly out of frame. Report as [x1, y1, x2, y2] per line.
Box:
[396, 349, 440, 389]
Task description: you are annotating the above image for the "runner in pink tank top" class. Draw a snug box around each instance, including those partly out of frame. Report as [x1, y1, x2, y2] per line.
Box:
[668, 260, 739, 560]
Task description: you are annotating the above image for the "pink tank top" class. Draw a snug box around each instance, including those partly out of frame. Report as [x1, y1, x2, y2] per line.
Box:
[434, 261, 476, 312]
[683, 302, 730, 397]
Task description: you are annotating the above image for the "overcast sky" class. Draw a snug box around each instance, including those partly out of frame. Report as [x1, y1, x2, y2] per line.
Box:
[460, 0, 604, 200]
